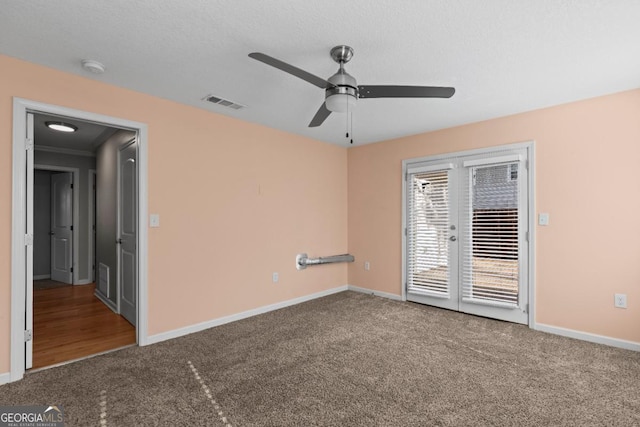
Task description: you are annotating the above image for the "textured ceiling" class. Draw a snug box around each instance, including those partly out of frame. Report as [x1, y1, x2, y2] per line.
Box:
[2, 1, 639, 147]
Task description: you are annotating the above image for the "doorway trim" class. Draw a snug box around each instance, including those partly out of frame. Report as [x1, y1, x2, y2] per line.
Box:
[401, 140, 536, 327]
[34, 165, 81, 284]
[11, 98, 149, 383]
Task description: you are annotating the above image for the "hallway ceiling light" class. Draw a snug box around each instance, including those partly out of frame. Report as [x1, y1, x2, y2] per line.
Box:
[45, 121, 78, 132]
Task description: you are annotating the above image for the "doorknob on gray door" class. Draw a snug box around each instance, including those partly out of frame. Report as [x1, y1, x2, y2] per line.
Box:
[450, 235, 457, 241]
[49, 231, 55, 236]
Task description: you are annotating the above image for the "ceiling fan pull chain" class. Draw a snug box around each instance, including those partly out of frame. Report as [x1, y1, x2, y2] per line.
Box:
[346, 93, 350, 138]
[350, 111, 354, 144]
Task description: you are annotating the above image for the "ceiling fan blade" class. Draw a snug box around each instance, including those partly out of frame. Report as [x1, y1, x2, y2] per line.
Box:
[308, 102, 332, 127]
[358, 85, 455, 99]
[249, 52, 333, 89]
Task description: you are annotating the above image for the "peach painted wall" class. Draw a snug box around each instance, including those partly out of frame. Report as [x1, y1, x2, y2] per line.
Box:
[348, 88, 640, 343]
[0, 55, 348, 373]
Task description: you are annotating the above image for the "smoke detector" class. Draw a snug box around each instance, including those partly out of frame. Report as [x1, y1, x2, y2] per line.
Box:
[81, 59, 106, 74]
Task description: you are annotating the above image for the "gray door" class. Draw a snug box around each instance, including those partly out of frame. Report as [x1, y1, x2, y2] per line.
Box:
[118, 139, 137, 326]
[50, 172, 73, 284]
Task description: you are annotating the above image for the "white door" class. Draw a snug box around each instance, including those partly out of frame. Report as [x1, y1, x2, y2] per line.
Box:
[406, 162, 459, 311]
[50, 172, 74, 284]
[118, 139, 137, 326]
[406, 147, 529, 324]
[25, 113, 34, 369]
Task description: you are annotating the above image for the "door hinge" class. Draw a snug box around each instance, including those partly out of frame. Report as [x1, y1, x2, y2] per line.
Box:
[404, 227, 407, 236]
[70, 267, 74, 273]
[25, 138, 34, 151]
[70, 183, 74, 189]
[25, 234, 33, 246]
[524, 303, 529, 314]
[24, 329, 32, 342]
[525, 231, 529, 242]
[70, 225, 74, 231]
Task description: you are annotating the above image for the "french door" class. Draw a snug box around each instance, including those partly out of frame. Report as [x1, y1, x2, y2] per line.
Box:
[405, 146, 530, 324]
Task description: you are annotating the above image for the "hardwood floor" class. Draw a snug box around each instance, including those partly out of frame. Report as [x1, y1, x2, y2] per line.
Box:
[33, 283, 136, 369]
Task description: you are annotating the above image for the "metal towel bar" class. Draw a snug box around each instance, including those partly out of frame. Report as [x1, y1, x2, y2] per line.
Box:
[296, 253, 355, 270]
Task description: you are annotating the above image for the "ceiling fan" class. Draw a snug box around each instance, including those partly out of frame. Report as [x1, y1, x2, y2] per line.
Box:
[249, 45, 455, 128]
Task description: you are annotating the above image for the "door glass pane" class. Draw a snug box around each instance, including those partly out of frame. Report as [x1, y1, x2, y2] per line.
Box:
[461, 163, 519, 305]
[407, 170, 450, 297]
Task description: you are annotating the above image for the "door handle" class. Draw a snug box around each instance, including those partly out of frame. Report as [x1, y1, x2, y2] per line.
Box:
[116, 238, 123, 244]
[449, 235, 457, 241]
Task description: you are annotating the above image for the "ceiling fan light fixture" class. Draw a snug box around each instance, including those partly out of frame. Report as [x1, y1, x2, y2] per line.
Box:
[326, 92, 357, 113]
[46, 121, 78, 132]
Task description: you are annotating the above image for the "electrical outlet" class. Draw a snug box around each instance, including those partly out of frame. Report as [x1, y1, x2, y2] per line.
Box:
[614, 293, 627, 309]
[272, 272, 279, 283]
[364, 261, 370, 271]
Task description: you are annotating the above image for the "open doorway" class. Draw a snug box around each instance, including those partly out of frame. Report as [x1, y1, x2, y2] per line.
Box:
[30, 113, 137, 369]
[10, 99, 149, 381]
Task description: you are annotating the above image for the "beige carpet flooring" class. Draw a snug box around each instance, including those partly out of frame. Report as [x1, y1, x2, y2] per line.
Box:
[1, 291, 639, 426]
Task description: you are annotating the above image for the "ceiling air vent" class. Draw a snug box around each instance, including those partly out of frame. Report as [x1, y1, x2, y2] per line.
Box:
[203, 94, 245, 110]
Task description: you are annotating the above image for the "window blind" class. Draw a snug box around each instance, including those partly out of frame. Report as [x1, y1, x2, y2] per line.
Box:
[460, 162, 520, 306]
[407, 169, 450, 297]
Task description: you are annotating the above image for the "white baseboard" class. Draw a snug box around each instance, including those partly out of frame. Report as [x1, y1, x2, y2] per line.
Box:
[535, 323, 640, 352]
[0, 372, 11, 385]
[147, 285, 349, 346]
[75, 279, 92, 285]
[345, 288, 639, 352]
[33, 274, 50, 280]
[347, 285, 403, 301]
[94, 291, 118, 314]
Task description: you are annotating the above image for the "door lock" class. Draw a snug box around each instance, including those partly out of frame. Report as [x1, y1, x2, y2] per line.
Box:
[449, 235, 457, 241]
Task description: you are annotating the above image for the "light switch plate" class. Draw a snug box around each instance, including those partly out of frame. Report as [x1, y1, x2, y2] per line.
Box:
[150, 214, 160, 228]
[538, 213, 549, 226]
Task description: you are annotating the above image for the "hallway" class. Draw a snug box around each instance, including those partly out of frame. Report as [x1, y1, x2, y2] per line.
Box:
[32, 282, 135, 369]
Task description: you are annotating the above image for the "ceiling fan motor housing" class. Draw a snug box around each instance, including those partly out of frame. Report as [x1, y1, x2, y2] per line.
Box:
[326, 67, 357, 112]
